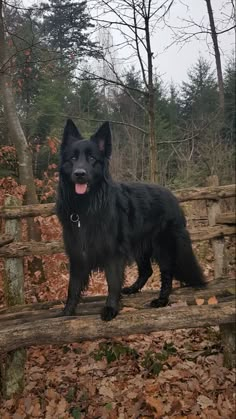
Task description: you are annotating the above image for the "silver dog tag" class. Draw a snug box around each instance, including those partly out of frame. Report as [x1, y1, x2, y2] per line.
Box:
[70, 213, 80, 228]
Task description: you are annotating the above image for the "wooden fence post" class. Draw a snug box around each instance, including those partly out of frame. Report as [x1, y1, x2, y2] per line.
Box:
[0, 196, 26, 398]
[206, 175, 235, 368]
[206, 176, 226, 278]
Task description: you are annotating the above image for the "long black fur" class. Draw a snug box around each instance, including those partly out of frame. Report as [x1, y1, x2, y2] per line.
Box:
[57, 119, 206, 321]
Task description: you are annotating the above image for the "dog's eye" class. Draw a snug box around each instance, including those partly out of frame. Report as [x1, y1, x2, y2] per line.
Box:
[71, 156, 77, 161]
[89, 155, 96, 162]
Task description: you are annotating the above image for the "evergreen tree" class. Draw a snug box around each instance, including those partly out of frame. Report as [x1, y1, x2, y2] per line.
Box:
[168, 83, 181, 130]
[181, 57, 218, 121]
[224, 57, 236, 141]
[77, 77, 101, 117]
[39, 0, 100, 68]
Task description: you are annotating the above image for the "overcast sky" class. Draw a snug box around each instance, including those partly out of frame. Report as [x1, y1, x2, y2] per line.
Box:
[22, 0, 235, 85]
[152, 0, 235, 84]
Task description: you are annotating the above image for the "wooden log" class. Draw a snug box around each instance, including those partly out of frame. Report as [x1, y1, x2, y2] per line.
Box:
[0, 301, 234, 353]
[190, 225, 235, 242]
[0, 276, 234, 323]
[0, 184, 235, 219]
[175, 183, 235, 202]
[0, 234, 14, 247]
[0, 203, 56, 219]
[1, 197, 26, 398]
[0, 240, 64, 257]
[0, 225, 235, 258]
[0, 278, 235, 326]
[216, 212, 236, 225]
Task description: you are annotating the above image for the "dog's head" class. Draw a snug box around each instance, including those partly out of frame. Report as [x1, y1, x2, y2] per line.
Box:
[60, 119, 112, 194]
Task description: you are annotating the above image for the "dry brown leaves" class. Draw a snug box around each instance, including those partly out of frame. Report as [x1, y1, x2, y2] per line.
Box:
[0, 327, 235, 418]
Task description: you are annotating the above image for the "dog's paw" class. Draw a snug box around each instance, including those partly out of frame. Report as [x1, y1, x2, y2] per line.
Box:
[122, 284, 139, 295]
[150, 298, 169, 308]
[60, 306, 76, 316]
[101, 306, 118, 321]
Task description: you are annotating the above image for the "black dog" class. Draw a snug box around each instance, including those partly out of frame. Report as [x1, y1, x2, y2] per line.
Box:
[56, 119, 206, 321]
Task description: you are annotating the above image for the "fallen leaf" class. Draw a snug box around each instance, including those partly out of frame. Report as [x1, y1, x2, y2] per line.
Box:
[45, 388, 59, 400]
[1, 414, 12, 419]
[37, 355, 46, 365]
[126, 391, 138, 400]
[24, 396, 33, 414]
[30, 372, 43, 381]
[145, 382, 160, 393]
[208, 296, 218, 305]
[145, 396, 164, 417]
[195, 298, 204, 305]
[169, 399, 183, 415]
[46, 400, 57, 419]
[56, 398, 68, 416]
[31, 401, 41, 417]
[99, 385, 114, 399]
[197, 395, 215, 409]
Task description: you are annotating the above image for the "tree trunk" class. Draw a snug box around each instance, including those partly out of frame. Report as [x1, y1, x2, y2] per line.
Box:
[145, 16, 157, 183]
[0, 1, 45, 279]
[205, 0, 225, 110]
[0, 6, 38, 222]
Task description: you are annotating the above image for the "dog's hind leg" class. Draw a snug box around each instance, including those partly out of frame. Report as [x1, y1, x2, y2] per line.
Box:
[101, 256, 125, 321]
[62, 258, 89, 316]
[150, 235, 174, 308]
[122, 255, 153, 295]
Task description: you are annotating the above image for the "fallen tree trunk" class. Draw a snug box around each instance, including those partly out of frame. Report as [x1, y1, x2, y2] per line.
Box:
[0, 225, 235, 257]
[0, 184, 235, 219]
[0, 277, 234, 321]
[0, 301, 234, 352]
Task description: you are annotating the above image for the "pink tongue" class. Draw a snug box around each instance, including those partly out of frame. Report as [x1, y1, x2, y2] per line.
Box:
[75, 183, 87, 194]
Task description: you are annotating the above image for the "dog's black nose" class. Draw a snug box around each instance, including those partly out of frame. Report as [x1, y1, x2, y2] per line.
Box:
[74, 169, 86, 178]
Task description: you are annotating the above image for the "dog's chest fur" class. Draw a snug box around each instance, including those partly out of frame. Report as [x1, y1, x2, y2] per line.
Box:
[62, 206, 119, 269]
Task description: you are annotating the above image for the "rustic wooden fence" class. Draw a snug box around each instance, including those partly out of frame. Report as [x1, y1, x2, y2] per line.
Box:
[0, 176, 235, 397]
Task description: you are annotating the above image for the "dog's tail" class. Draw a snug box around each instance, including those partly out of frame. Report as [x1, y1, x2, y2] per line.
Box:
[173, 228, 206, 288]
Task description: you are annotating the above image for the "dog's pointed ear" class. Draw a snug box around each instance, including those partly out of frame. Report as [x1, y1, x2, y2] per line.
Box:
[62, 119, 82, 145]
[91, 121, 112, 159]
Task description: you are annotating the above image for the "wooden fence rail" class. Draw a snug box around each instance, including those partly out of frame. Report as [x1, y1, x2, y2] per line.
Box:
[0, 225, 235, 258]
[0, 277, 235, 353]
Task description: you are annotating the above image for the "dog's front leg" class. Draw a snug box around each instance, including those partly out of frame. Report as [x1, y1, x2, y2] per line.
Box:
[101, 257, 125, 321]
[62, 258, 89, 316]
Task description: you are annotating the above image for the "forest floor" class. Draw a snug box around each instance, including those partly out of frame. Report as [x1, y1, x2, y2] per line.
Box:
[0, 212, 235, 418]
